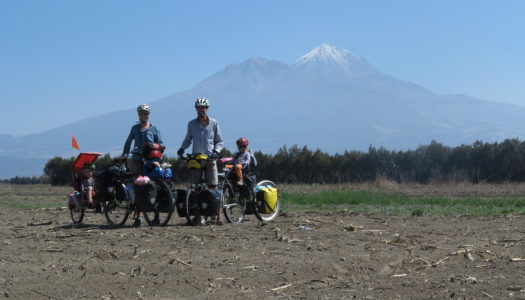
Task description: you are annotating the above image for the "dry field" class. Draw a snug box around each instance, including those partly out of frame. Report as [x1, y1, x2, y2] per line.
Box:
[281, 180, 525, 198]
[1, 183, 525, 299]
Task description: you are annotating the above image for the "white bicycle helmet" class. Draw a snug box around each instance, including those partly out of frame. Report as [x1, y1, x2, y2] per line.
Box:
[195, 98, 210, 107]
[137, 104, 151, 113]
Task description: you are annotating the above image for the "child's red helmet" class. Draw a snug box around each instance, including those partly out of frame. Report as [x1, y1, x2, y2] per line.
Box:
[143, 143, 163, 160]
[236, 137, 249, 147]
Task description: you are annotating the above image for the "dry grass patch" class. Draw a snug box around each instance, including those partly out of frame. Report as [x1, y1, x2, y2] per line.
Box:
[281, 179, 525, 199]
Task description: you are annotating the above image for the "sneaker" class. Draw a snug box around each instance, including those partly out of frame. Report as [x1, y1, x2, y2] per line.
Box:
[215, 218, 224, 225]
[132, 217, 142, 227]
[236, 180, 244, 186]
[191, 215, 206, 226]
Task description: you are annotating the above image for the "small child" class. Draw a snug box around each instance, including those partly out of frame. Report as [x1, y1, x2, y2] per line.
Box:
[226, 137, 251, 186]
[80, 163, 95, 206]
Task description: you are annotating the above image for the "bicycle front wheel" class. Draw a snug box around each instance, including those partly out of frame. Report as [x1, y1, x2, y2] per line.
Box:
[144, 179, 174, 227]
[102, 183, 131, 227]
[222, 181, 246, 223]
[184, 187, 201, 226]
[253, 180, 280, 222]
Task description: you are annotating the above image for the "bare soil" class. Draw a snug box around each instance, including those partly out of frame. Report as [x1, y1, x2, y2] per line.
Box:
[1, 184, 525, 299]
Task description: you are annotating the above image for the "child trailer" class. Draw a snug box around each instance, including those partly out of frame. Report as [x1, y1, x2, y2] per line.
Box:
[68, 152, 132, 226]
[68, 152, 102, 225]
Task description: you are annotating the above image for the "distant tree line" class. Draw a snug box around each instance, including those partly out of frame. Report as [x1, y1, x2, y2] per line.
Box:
[6, 138, 525, 186]
[253, 139, 525, 184]
[0, 176, 49, 184]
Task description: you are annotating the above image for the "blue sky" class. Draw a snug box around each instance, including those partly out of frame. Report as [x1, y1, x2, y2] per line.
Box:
[1, 0, 524, 136]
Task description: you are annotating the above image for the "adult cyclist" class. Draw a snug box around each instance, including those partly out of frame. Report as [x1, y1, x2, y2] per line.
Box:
[122, 104, 165, 226]
[177, 98, 224, 223]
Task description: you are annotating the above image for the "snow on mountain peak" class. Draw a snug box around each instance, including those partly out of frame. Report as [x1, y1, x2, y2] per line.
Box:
[296, 44, 364, 66]
[294, 44, 378, 78]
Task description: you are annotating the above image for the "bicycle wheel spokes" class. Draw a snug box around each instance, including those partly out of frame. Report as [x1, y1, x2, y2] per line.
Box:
[103, 183, 131, 227]
[223, 182, 246, 223]
[144, 180, 174, 227]
[253, 180, 280, 222]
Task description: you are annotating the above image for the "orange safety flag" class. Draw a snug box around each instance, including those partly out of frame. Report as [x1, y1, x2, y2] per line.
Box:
[72, 135, 80, 150]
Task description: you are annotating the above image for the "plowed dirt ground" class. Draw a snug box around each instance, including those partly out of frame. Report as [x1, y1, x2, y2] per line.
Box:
[1, 184, 525, 299]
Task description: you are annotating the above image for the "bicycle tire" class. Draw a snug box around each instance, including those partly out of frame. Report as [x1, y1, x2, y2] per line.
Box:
[70, 208, 85, 225]
[102, 183, 131, 227]
[144, 179, 174, 227]
[184, 186, 202, 226]
[253, 180, 280, 222]
[222, 181, 246, 223]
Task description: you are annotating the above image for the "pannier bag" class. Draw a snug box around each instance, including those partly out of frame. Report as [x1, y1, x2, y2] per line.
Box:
[134, 181, 157, 212]
[175, 189, 188, 217]
[145, 166, 164, 178]
[187, 154, 208, 170]
[97, 166, 120, 187]
[256, 185, 278, 214]
[157, 185, 175, 213]
[197, 189, 221, 216]
[96, 166, 123, 201]
[144, 161, 173, 179]
[114, 184, 127, 201]
[125, 184, 135, 204]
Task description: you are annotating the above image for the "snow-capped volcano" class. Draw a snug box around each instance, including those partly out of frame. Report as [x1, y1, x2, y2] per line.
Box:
[293, 44, 379, 78]
[295, 44, 363, 65]
[3, 44, 525, 179]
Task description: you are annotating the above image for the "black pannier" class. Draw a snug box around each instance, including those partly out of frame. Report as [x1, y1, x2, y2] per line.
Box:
[157, 184, 175, 213]
[95, 166, 121, 200]
[197, 189, 221, 216]
[175, 189, 188, 217]
[134, 181, 157, 212]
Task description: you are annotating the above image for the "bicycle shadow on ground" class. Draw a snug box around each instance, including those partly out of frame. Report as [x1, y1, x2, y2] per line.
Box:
[55, 223, 134, 231]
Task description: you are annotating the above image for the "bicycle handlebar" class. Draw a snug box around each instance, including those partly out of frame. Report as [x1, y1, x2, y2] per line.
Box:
[180, 153, 220, 162]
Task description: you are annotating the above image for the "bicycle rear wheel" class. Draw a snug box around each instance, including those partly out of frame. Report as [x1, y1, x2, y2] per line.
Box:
[253, 180, 280, 222]
[184, 187, 202, 226]
[144, 179, 174, 227]
[102, 183, 131, 227]
[222, 181, 246, 223]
